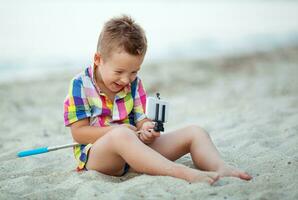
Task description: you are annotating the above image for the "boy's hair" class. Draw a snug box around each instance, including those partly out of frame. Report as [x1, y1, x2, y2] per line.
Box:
[97, 15, 147, 60]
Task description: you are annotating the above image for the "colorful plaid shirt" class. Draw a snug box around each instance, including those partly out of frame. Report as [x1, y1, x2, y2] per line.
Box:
[63, 65, 147, 127]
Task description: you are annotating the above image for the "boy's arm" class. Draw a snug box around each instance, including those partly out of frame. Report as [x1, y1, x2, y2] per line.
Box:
[70, 119, 114, 144]
[70, 119, 137, 144]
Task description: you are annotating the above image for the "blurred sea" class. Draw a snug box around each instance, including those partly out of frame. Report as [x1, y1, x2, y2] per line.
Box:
[0, 0, 298, 82]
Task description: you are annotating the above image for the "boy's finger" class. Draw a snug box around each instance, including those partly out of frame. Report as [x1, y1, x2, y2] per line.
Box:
[139, 133, 145, 142]
[147, 123, 155, 129]
[139, 132, 147, 141]
[147, 128, 154, 132]
[129, 125, 137, 131]
[148, 129, 160, 137]
[143, 130, 153, 138]
[136, 130, 142, 137]
[152, 131, 160, 137]
[141, 132, 150, 141]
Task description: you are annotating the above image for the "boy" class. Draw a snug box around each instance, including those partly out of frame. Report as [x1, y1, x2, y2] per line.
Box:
[64, 15, 252, 184]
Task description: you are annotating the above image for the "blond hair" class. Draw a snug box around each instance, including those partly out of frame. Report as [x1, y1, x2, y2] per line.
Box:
[97, 15, 147, 60]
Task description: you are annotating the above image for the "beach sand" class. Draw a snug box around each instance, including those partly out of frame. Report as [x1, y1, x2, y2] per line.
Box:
[0, 46, 297, 199]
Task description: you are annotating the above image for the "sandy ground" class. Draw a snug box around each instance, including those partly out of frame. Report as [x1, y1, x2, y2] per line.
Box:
[0, 46, 297, 200]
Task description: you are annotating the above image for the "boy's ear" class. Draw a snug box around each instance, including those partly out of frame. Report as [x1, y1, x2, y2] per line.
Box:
[94, 52, 102, 66]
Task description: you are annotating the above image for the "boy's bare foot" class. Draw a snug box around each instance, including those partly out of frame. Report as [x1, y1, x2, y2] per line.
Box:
[216, 165, 252, 181]
[186, 168, 220, 185]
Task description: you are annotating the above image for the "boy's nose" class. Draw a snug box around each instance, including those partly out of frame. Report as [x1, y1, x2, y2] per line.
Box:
[120, 77, 130, 85]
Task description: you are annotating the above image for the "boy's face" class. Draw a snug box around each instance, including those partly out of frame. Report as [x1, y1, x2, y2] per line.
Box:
[94, 50, 144, 93]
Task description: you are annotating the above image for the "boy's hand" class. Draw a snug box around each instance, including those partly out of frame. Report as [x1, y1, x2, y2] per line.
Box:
[139, 121, 160, 144]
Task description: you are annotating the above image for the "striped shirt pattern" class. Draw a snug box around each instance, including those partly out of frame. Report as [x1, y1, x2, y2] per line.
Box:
[64, 65, 147, 127]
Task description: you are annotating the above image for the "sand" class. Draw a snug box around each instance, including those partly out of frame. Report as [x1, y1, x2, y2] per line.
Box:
[0, 46, 297, 200]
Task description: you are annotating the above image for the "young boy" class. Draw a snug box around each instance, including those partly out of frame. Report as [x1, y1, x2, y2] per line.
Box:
[63, 15, 252, 185]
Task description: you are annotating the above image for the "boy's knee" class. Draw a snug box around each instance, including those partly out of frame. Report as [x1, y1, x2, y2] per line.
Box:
[108, 126, 137, 143]
[186, 125, 210, 138]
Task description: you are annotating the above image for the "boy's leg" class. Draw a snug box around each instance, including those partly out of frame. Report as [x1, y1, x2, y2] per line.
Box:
[148, 125, 225, 170]
[146, 125, 252, 180]
[85, 126, 219, 184]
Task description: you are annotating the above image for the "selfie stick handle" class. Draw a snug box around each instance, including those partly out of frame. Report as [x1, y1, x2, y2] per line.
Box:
[17, 143, 79, 157]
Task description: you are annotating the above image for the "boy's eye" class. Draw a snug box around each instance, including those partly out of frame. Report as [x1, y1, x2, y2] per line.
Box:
[115, 71, 122, 74]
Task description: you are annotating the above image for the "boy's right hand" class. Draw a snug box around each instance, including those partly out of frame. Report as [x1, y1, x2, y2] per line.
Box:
[138, 121, 160, 144]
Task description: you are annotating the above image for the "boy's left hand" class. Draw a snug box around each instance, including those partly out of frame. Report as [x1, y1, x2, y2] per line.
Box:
[139, 121, 160, 144]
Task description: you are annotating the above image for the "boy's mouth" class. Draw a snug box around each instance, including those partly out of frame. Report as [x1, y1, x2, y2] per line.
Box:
[114, 82, 124, 89]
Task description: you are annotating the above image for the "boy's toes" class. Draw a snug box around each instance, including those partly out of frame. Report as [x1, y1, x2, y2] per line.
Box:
[238, 172, 252, 181]
[213, 174, 220, 182]
[206, 172, 220, 185]
[217, 165, 252, 181]
[207, 172, 220, 180]
[206, 177, 215, 185]
[207, 176, 219, 185]
[231, 170, 252, 181]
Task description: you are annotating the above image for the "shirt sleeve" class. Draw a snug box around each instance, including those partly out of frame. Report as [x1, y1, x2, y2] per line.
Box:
[63, 77, 91, 126]
[133, 78, 147, 123]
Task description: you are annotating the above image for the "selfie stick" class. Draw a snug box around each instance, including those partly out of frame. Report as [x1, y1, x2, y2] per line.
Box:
[153, 93, 166, 132]
[17, 143, 79, 157]
[17, 131, 143, 158]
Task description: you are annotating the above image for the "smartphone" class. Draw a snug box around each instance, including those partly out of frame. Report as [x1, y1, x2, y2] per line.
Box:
[145, 96, 169, 122]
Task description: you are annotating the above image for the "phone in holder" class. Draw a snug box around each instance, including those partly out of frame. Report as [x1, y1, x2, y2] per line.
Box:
[145, 93, 169, 132]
